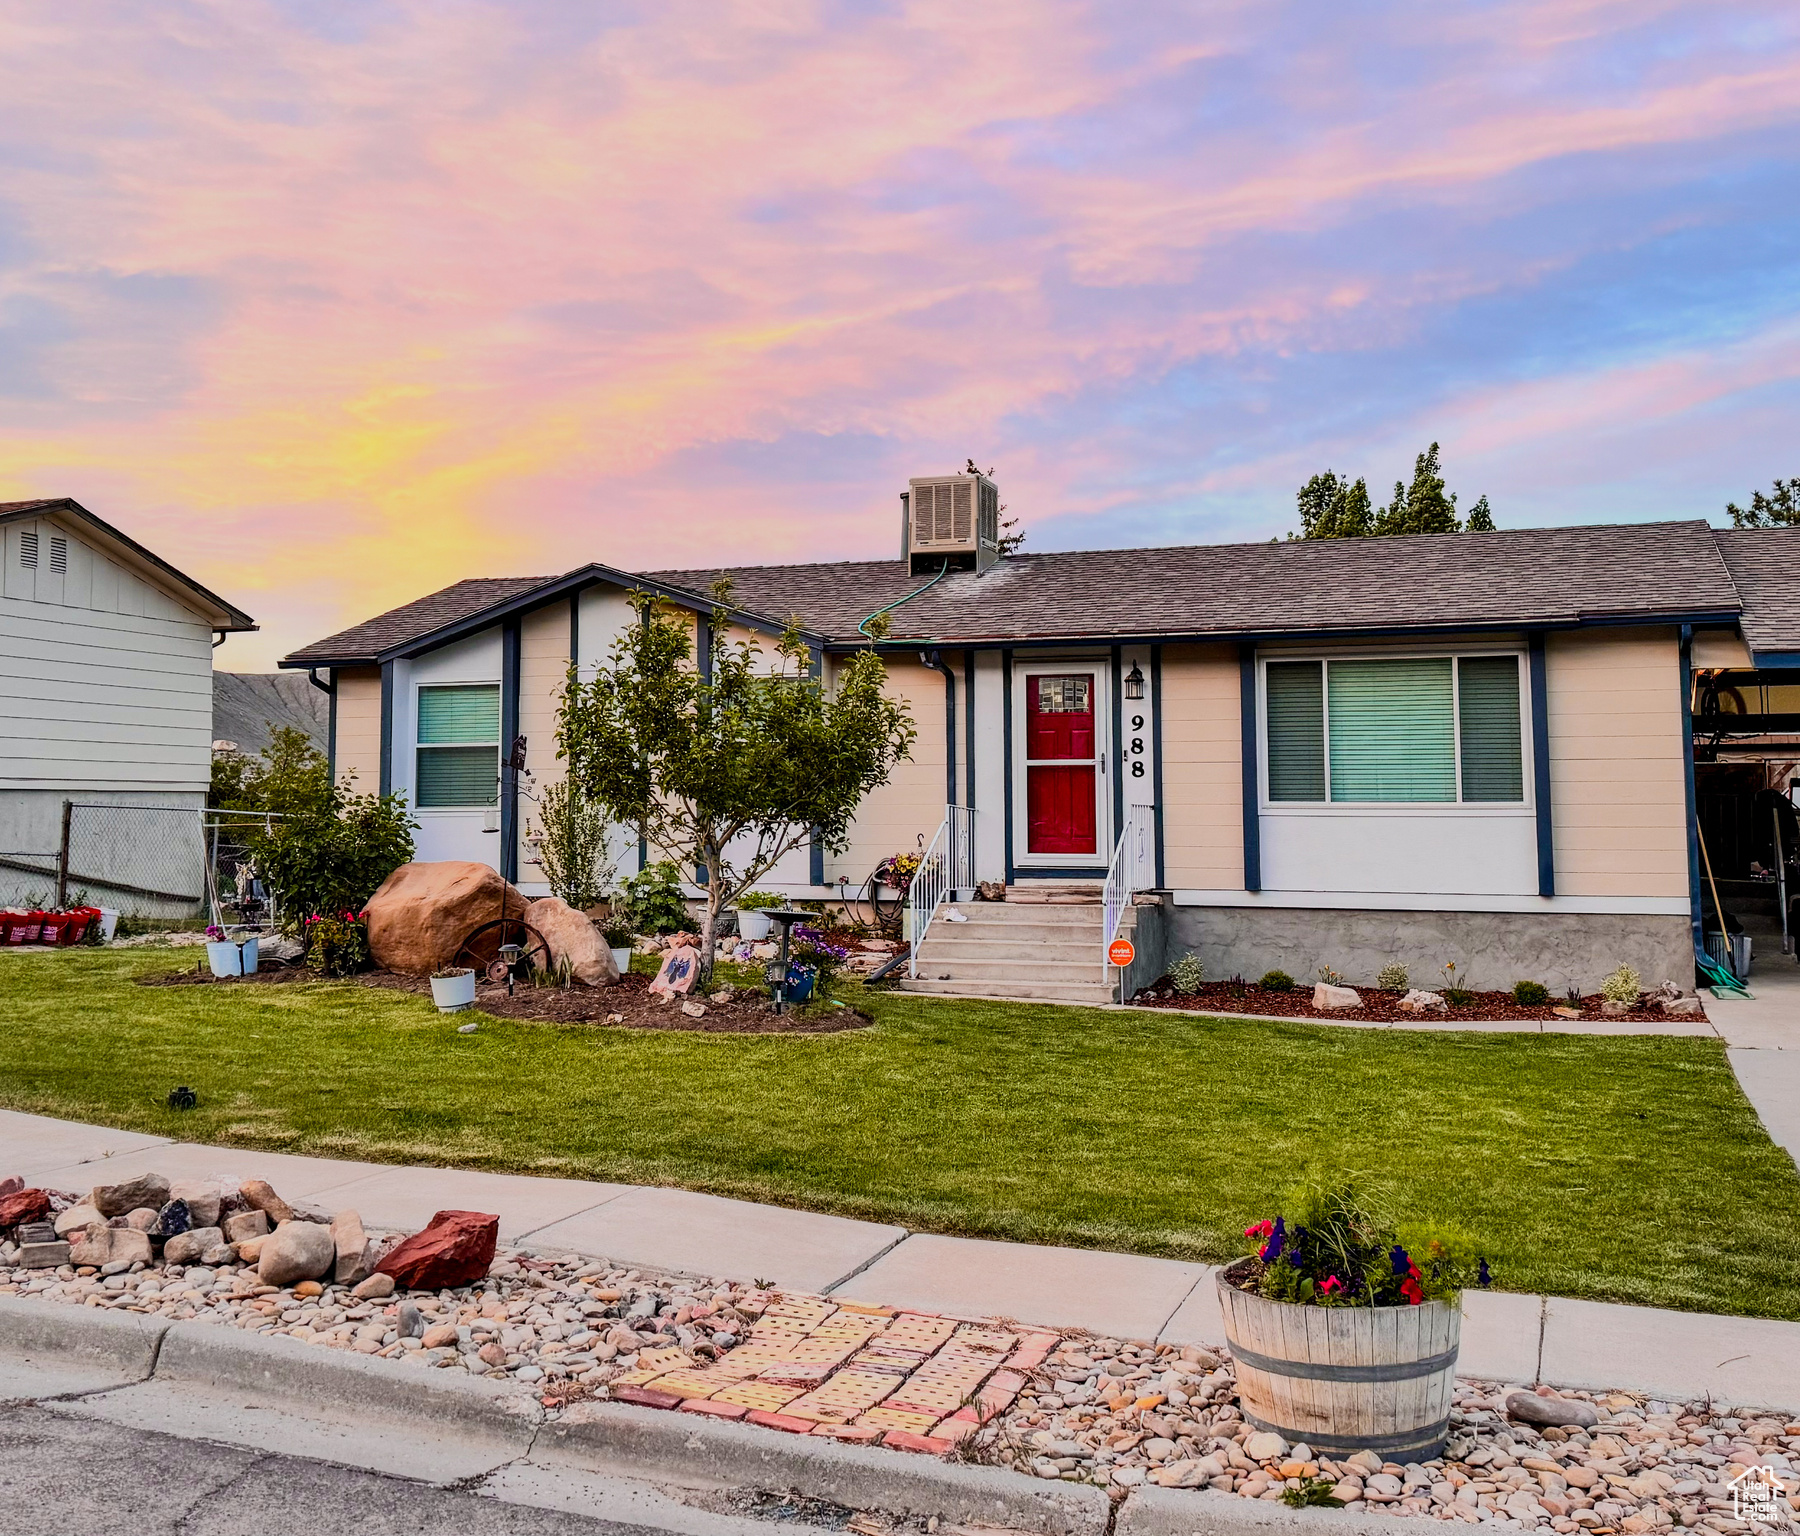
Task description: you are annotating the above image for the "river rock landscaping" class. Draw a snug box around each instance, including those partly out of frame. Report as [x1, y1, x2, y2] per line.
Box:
[1130, 980, 1706, 1025]
[3, 1166, 1795, 1530]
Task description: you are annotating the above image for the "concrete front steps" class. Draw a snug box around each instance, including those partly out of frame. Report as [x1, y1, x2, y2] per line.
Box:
[897, 888, 1132, 1005]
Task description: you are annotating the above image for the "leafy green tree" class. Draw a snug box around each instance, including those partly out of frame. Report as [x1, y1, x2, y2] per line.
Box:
[209, 726, 334, 817]
[1292, 443, 1494, 538]
[1727, 477, 1799, 528]
[558, 584, 916, 987]
[252, 785, 417, 925]
[1294, 472, 1373, 539]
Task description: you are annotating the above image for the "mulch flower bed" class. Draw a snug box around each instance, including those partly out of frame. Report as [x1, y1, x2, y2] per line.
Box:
[1128, 983, 1690, 1025]
[136, 965, 312, 989]
[360, 968, 871, 1035]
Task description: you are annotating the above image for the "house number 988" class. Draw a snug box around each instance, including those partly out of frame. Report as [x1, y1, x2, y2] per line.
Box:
[1129, 714, 1146, 777]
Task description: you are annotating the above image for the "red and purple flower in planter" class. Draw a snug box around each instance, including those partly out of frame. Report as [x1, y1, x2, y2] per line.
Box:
[1231, 1185, 1491, 1308]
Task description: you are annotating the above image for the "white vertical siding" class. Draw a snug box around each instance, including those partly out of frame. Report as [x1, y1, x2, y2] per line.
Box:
[0, 516, 215, 794]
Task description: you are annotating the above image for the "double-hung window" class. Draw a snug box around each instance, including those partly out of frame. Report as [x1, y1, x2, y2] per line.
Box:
[415, 684, 500, 808]
[1265, 654, 1524, 804]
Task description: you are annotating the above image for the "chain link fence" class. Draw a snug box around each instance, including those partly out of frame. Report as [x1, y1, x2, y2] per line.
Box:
[0, 804, 288, 925]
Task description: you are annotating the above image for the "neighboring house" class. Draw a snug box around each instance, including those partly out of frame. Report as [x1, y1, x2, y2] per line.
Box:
[280, 476, 1800, 998]
[0, 497, 256, 907]
[212, 671, 330, 759]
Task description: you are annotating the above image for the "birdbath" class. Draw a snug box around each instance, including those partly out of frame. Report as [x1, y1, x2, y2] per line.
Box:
[761, 908, 813, 1013]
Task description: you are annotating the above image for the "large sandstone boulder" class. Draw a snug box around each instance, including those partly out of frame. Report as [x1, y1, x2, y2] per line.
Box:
[365, 861, 527, 975]
[524, 897, 618, 986]
[258, 1220, 337, 1286]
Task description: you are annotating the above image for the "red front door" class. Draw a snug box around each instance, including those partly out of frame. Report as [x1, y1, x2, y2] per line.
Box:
[1026, 673, 1098, 855]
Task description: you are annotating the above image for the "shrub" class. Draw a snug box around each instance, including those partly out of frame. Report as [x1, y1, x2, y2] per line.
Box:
[253, 786, 416, 927]
[601, 924, 634, 948]
[1600, 964, 1642, 1005]
[1444, 987, 1476, 1007]
[1168, 953, 1206, 993]
[528, 779, 615, 910]
[616, 860, 691, 935]
[1512, 980, 1550, 1006]
[1376, 963, 1409, 991]
[304, 912, 370, 977]
[1260, 969, 1295, 991]
[1239, 1184, 1492, 1309]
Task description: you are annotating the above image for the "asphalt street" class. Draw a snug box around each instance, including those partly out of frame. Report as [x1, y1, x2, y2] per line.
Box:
[0, 1402, 674, 1536]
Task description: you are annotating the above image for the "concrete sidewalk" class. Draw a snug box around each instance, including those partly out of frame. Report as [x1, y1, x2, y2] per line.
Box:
[4, 1108, 1796, 1411]
[1710, 950, 1800, 1165]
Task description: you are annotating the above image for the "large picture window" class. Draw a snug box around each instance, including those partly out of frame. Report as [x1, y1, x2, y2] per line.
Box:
[1265, 654, 1524, 804]
[416, 684, 500, 808]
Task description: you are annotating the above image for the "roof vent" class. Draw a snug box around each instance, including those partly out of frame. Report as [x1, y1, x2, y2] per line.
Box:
[902, 472, 1000, 576]
[49, 534, 67, 574]
[20, 529, 37, 568]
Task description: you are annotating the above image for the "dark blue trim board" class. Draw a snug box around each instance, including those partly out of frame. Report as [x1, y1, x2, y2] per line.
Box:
[1238, 643, 1261, 893]
[1528, 634, 1555, 898]
[1752, 651, 1800, 669]
[1681, 625, 1703, 953]
[809, 644, 825, 888]
[963, 650, 976, 810]
[500, 618, 522, 885]
[568, 596, 579, 677]
[1002, 650, 1014, 882]
[378, 661, 394, 798]
[1151, 646, 1165, 889]
[696, 614, 712, 683]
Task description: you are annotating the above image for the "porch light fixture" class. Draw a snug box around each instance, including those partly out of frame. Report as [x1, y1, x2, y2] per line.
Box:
[1124, 663, 1146, 700]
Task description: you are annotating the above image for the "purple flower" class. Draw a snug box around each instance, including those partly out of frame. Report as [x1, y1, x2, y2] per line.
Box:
[1390, 1245, 1411, 1276]
[1261, 1215, 1286, 1262]
[1478, 1259, 1492, 1288]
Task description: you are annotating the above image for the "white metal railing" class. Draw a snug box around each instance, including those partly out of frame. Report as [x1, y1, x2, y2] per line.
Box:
[1102, 805, 1150, 966]
[907, 805, 977, 978]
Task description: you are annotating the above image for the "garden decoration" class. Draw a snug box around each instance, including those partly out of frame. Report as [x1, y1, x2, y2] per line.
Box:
[759, 907, 814, 1013]
[1218, 1186, 1491, 1461]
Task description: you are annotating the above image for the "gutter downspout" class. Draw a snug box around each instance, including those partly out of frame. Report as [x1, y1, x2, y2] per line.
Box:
[308, 668, 337, 786]
[919, 650, 958, 808]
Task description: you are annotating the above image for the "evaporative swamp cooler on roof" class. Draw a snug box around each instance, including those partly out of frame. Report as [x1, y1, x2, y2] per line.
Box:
[903, 472, 1001, 576]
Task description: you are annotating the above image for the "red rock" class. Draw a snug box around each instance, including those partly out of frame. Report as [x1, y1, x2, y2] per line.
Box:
[0, 1175, 22, 1198]
[0, 1187, 50, 1229]
[374, 1209, 498, 1290]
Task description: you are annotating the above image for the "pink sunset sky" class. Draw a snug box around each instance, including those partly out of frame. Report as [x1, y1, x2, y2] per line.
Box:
[2, 1, 1797, 666]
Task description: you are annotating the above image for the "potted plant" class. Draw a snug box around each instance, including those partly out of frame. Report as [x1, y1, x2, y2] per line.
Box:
[873, 853, 921, 897]
[1218, 1186, 1490, 1461]
[786, 924, 850, 1004]
[602, 924, 635, 976]
[430, 966, 477, 1013]
[204, 924, 242, 978]
[734, 890, 783, 942]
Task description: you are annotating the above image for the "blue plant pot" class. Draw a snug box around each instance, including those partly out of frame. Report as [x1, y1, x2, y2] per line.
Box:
[783, 964, 816, 1003]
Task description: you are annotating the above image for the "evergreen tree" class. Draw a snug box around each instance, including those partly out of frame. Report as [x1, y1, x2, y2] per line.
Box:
[1374, 442, 1460, 535]
[1464, 494, 1495, 532]
[1726, 477, 1799, 528]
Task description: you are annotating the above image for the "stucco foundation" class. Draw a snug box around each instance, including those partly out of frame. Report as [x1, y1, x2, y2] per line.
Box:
[1161, 903, 1694, 996]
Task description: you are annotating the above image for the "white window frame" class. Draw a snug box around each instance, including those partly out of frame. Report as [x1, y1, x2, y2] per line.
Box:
[413, 680, 502, 814]
[1258, 646, 1533, 818]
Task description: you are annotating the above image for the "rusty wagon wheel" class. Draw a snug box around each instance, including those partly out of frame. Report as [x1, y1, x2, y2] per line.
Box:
[453, 918, 552, 981]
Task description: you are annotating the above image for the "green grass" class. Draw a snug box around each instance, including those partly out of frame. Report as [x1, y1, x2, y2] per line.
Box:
[5, 948, 1798, 1320]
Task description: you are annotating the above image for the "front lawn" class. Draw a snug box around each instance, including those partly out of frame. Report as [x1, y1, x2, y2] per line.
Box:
[4, 948, 1797, 1319]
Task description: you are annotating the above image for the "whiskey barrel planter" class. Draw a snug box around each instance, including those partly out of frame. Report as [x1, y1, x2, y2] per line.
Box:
[1217, 1269, 1460, 1460]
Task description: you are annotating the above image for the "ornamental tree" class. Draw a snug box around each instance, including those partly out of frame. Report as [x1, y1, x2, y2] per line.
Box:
[557, 585, 916, 988]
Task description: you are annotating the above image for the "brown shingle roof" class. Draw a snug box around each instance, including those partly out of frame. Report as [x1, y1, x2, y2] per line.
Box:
[284, 520, 1771, 665]
[647, 520, 1742, 644]
[1713, 529, 1800, 659]
[282, 577, 553, 667]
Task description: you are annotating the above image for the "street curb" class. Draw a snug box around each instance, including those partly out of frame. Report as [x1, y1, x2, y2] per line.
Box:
[537, 1401, 1111, 1536]
[0, 1292, 170, 1380]
[1119, 1486, 1423, 1536]
[151, 1319, 543, 1448]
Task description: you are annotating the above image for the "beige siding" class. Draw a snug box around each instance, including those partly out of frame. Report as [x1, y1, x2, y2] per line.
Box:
[824, 655, 947, 888]
[517, 602, 573, 874]
[332, 667, 383, 792]
[1547, 628, 1688, 897]
[1690, 627, 1752, 670]
[1158, 643, 1242, 890]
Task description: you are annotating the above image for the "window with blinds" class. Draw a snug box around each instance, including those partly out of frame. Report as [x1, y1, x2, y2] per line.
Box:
[1265, 654, 1524, 805]
[416, 684, 500, 808]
